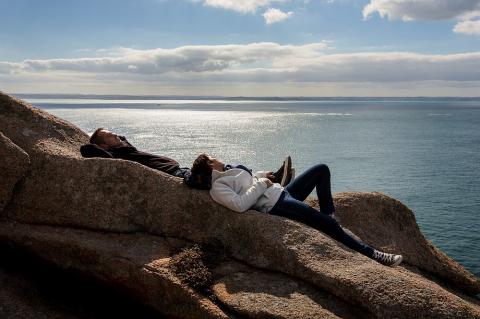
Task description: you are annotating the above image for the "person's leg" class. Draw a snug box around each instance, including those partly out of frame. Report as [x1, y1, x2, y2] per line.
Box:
[285, 164, 335, 215]
[270, 193, 374, 257]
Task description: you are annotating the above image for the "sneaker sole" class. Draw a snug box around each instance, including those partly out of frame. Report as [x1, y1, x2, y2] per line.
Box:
[280, 156, 292, 186]
[391, 255, 403, 267]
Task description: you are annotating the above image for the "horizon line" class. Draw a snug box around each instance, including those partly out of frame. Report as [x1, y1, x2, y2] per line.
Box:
[10, 93, 480, 100]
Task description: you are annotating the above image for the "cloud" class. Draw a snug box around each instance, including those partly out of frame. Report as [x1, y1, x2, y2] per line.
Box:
[263, 8, 293, 24]
[363, 0, 480, 21]
[9, 43, 328, 75]
[287, 52, 480, 82]
[0, 62, 14, 74]
[363, 0, 480, 35]
[194, 0, 286, 13]
[2, 43, 480, 88]
[191, 0, 297, 25]
[454, 19, 480, 35]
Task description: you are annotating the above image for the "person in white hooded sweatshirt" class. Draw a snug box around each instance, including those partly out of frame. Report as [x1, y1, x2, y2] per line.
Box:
[191, 154, 403, 267]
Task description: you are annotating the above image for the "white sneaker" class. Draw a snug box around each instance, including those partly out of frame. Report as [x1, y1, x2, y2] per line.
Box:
[372, 250, 403, 267]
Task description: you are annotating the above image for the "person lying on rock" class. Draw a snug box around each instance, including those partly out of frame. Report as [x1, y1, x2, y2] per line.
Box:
[191, 154, 403, 267]
[80, 128, 293, 189]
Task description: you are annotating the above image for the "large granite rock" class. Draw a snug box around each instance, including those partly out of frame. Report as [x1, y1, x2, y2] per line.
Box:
[318, 192, 479, 294]
[1, 91, 479, 318]
[0, 221, 228, 319]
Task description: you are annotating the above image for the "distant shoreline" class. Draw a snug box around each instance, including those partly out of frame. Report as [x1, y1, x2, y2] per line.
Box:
[11, 93, 480, 102]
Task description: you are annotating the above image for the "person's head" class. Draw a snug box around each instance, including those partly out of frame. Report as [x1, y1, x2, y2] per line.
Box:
[191, 153, 224, 176]
[90, 128, 123, 150]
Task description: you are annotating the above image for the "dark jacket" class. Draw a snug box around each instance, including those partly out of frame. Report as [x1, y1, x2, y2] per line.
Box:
[80, 137, 180, 175]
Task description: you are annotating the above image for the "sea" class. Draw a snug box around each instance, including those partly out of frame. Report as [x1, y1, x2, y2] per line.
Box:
[21, 95, 480, 277]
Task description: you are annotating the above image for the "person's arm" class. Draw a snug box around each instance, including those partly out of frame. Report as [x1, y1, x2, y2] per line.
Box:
[80, 144, 113, 158]
[254, 170, 276, 181]
[254, 171, 267, 178]
[210, 178, 269, 212]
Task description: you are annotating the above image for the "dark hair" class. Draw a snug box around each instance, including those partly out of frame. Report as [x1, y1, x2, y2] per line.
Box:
[191, 153, 213, 176]
[89, 128, 105, 145]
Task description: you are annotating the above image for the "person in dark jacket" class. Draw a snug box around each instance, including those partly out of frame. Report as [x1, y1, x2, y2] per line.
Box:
[81, 128, 189, 177]
[80, 128, 294, 189]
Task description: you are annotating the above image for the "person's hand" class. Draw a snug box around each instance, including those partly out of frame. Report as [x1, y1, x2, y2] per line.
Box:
[266, 171, 276, 181]
[262, 178, 273, 188]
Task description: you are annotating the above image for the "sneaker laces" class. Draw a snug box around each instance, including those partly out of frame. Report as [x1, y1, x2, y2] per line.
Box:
[373, 250, 396, 264]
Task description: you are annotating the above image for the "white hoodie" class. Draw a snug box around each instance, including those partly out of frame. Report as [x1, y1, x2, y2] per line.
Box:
[210, 168, 284, 213]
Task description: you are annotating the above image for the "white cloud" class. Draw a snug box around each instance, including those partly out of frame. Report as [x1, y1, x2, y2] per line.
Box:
[0, 62, 18, 74]
[191, 0, 297, 25]
[458, 9, 480, 21]
[7, 43, 328, 75]
[363, 0, 480, 21]
[363, 0, 480, 35]
[454, 19, 480, 35]
[0, 42, 480, 84]
[288, 52, 480, 82]
[195, 0, 286, 13]
[263, 8, 293, 24]
[0, 42, 480, 96]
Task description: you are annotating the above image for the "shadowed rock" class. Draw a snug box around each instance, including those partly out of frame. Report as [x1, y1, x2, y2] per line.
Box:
[0, 132, 29, 213]
[0, 247, 169, 319]
[0, 221, 229, 319]
[0, 266, 83, 319]
[1, 91, 479, 318]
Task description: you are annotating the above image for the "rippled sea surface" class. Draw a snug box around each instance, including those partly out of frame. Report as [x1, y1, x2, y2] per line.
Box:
[30, 98, 480, 276]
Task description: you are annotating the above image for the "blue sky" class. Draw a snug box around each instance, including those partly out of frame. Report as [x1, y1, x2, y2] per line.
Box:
[1, 0, 480, 96]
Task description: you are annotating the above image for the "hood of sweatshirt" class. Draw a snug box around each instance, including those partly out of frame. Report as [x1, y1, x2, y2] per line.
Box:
[211, 168, 245, 183]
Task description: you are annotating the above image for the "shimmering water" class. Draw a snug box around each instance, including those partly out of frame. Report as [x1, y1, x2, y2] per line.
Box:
[31, 98, 480, 277]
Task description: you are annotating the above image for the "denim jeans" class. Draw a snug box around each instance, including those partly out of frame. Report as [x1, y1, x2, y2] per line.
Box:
[269, 164, 374, 257]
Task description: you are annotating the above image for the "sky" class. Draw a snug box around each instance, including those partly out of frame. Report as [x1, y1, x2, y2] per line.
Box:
[1, 0, 480, 96]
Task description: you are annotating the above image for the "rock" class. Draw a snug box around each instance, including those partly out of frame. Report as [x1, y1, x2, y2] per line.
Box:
[0, 91, 88, 158]
[308, 192, 480, 295]
[0, 132, 29, 213]
[1, 91, 479, 318]
[212, 261, 369, 319]
[0, 267, 82, 319]
[0, 251, 166, 319]
[0, 221, 229, 319]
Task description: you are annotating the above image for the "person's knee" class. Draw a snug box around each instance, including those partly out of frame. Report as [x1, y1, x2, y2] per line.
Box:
[312, 213, 338, 229]
[312, 163, 330, 176]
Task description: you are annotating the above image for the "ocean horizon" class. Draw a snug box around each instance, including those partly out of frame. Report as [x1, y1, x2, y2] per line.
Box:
[21, 94, 480, 277]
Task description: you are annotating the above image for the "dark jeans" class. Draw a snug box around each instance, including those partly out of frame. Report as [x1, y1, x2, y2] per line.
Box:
[269, 164, 374, 257]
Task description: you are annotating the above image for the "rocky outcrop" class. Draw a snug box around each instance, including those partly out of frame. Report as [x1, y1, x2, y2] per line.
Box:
[314, 192, 480, 295]
[0, 248, 163, 319]
[0, 221, 228, 319]
[1, 91, 479, 318]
